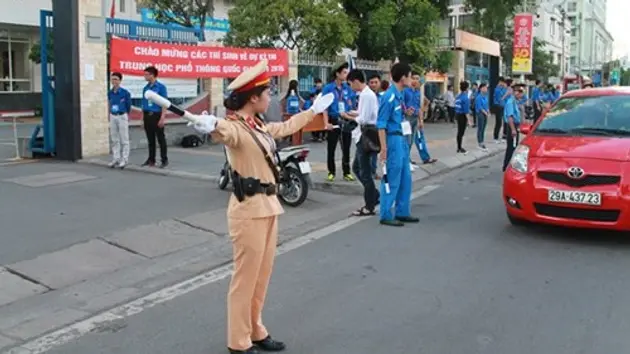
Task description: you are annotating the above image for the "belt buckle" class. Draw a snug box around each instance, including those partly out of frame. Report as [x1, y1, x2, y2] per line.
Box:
[265, 184, 276, 195]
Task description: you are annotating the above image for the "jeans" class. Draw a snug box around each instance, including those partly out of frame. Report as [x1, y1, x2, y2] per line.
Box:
[371, 154, 377, 176]
[476, 112, 487, 144]
[502, 124, 521, 171]
[352, 139, 379, 211]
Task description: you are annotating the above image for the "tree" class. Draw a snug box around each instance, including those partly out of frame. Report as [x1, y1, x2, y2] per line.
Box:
[430, 51, 453, 73]
[527, 38, 560, 80]
[462, 0, 524, 62]
[223, 0, 357, 58]
[342, 0, 441, 70]
[28, 33, 54, 64]
[136, 0, 214, 33]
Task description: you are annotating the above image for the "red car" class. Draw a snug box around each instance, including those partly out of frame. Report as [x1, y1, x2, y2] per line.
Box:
[503, 87, 630, 231]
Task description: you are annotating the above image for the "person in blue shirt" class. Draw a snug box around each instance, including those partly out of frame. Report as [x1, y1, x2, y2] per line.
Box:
[474, 83, 490, 150]
[281, 79, 304, 116]
[403, 72, 437, 167]
[376, 62, 419, 227]
[502, 85, 525, 171]
[532, 80, 544, 122]
[310, 78, 325, 142]
[470, 83, 478, 126]
[454, 81, 471, 154]
[108, 72, 132, 169]
[141, 66, 169, 168]
[322, 61, 356, 182]
[492, 77, 507, 142]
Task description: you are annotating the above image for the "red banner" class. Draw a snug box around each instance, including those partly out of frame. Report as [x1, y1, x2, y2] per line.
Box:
[109, 37, 289, 79]
[512, 13, 534, 74]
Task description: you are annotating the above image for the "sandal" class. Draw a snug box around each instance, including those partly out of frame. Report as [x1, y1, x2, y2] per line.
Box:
[423, 158, 438, 164]
[351, 207, 375, 217]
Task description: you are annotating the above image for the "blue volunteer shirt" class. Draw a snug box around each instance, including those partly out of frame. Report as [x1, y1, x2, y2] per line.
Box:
[493, 85, 506, 106]
[142, 81, 168, 113]
[108, 87, 132, 114]
[376, 85, 405, 133]
[454, 92, 470, 114]
[322, 81, 352, 122]
[503, 95, 521, 125]
[532, 87, 541, 103]
[303, 98, 313, 110]
[403, 87, 422, 117]
[518, 93, 528, 106]
[474, 93, 489, 114]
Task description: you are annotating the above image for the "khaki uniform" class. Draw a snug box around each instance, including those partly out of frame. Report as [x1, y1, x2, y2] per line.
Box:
[211, 110, 315, 350]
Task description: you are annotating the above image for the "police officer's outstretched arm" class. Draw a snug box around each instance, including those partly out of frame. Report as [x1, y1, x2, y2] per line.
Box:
[266, 93, 334, 139]
[189, 113, 241, 148]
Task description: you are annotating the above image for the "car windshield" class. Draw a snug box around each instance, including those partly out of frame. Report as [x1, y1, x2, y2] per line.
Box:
[534, 95, 630, 137]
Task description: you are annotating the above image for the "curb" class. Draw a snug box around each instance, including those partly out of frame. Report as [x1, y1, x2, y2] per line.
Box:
[81, 148, 503, 195]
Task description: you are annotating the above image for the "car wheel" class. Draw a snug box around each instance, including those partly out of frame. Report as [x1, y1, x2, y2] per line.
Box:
[507, 213, 527, 226]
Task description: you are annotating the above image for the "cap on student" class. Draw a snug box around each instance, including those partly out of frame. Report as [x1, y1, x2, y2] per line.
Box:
[228, 59, 271, 93]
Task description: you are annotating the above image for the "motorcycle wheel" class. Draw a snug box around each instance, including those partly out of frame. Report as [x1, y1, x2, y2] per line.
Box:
[218, 162, 230, 190]
[278, 166, 309, 207]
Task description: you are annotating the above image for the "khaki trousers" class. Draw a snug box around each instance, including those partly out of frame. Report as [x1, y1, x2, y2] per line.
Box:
[227, 215, 279, 350]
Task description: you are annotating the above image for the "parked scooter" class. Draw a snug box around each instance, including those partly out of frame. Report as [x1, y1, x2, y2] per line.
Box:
[427, 97, 448, 122]
[218, 144, 313, 207]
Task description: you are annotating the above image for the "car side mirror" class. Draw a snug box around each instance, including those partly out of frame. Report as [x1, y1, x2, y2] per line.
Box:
[520, 123, 531, 135]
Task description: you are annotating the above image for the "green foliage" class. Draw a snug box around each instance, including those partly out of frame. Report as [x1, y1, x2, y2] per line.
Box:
[463, 0, 525, 61]
[427, 0, 452, 18]
[342, 0, 440, 67]
[223, 0, 357, 58]
[528, 38, 560, 80]
[431, 51, 453, 73]
[136, 0, 214, 30]
[28, 33, 53, 64]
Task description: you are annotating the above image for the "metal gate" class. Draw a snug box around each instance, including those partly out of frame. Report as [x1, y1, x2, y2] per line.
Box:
[34, 9, 203, 156]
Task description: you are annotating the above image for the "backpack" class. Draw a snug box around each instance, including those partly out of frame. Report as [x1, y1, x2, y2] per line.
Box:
[181, 134, 203, 148]
[286, 91, 300, 114]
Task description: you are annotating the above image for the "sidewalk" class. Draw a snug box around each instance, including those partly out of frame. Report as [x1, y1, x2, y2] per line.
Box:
[83, 122, 505, 195]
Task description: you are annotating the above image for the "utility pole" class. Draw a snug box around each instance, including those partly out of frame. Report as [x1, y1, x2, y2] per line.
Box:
[559, 6, 566, 77]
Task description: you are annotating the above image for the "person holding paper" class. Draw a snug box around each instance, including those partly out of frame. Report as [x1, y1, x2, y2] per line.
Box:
[403, 73, 437, 167]
[376, 63, 420, 227]
[347, 69, 380, 216]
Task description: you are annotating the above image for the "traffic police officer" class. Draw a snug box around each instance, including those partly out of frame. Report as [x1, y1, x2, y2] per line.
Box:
[377, 62, 420, 227]
[187, 60, 335, 354]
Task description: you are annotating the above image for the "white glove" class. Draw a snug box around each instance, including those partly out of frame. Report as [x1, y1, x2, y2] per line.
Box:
[187, 114, 218, 134]
[310, 93, 335, 114]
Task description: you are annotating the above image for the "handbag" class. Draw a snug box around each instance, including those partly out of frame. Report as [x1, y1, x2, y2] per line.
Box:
[361, 125, 381, 153]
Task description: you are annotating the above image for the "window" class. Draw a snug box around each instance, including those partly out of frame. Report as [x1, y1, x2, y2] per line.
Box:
[119, 0, 125, 12]
[535, 95, 630, 136]
[550, 19, 556, 37]
[570, 43, 576, 52]
[568, 2, 577, 11]
[0, 30, 32, 93]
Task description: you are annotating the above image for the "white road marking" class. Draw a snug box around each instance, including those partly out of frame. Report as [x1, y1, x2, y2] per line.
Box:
[6, 184, 442, 354]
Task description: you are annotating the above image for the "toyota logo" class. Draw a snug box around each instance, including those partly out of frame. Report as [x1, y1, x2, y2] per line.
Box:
[567, 166, 585, 179]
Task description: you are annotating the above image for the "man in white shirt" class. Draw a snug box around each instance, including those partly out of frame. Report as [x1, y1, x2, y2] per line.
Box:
[347, 69, 380, 216]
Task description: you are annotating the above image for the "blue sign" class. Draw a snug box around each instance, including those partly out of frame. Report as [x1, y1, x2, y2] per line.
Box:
[140, 8, 230, 32]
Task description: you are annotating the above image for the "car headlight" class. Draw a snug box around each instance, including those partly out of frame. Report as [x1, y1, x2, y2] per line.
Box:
[510, 145, 529, 173]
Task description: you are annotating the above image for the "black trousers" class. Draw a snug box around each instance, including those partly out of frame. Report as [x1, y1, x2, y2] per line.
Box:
[533, 104, 542, 123]
[143, 111, 168, 163]
[502, 124, 520, 171]
[327, 127, 351, 176]
[455, 113, 467, 150]
[447, 106, 455, 122]
[492, 105, 504, 140]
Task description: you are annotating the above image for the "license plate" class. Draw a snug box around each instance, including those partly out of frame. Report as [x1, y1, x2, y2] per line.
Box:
[298, 161, 311, 174]
[547, 189, 602, 206]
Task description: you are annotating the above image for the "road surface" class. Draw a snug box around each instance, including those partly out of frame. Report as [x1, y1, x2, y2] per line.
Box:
[18, 155, 630, 354]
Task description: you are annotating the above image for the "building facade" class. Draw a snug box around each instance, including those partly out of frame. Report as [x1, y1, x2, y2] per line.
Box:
[533, 0, 571, 78]
[565, 0, 614, 75]
[0, 0, 233, 114]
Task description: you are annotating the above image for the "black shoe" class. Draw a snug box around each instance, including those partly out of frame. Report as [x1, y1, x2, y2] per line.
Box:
[159, 160, 169, 169]
[380, 219, 404, 227]
[396, 216, 420, 223]
[253, 336, 286, 352]
[228, 347, 259, 354]
[141, 160, 155, 167]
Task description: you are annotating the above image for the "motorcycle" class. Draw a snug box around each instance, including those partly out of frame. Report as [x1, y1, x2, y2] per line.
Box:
[427, 97, 448, 122]
[218, 144, 313, 207]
